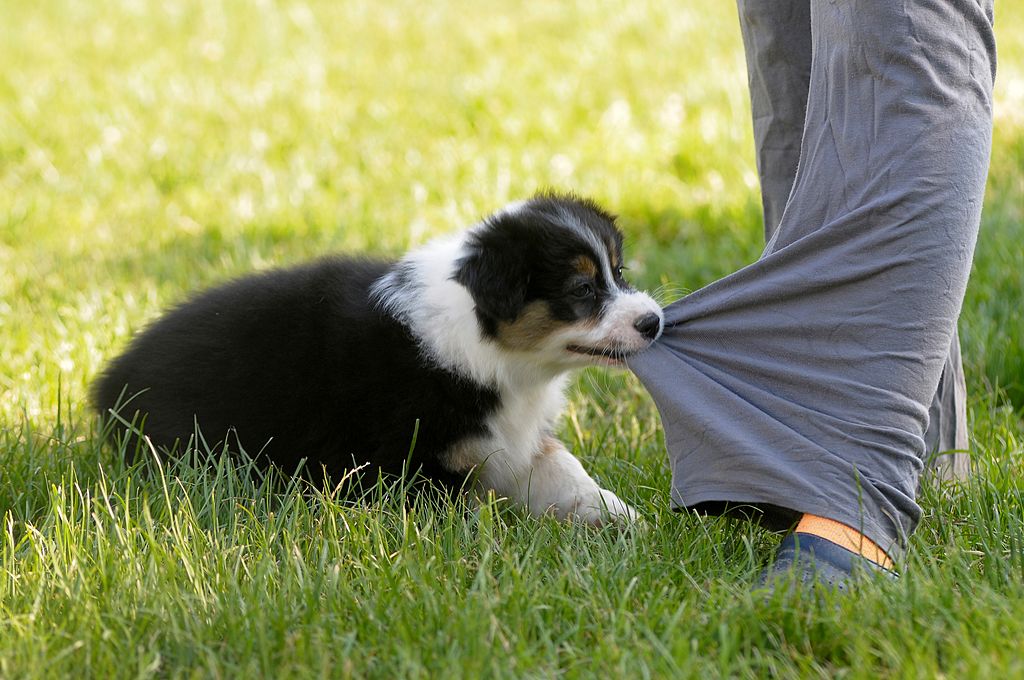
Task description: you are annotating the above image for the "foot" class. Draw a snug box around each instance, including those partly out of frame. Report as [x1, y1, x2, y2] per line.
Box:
[755, 533, 899, 594]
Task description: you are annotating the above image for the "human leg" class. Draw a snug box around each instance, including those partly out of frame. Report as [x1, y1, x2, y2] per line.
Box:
[737, 0, 972, 485]
[630, 0, 995, 557]
[735, 0, 812, 240]
[924, 333, 971, 481]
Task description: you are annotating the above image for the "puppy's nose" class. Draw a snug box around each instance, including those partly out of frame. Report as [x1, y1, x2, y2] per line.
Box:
[633, 313, 662, 340]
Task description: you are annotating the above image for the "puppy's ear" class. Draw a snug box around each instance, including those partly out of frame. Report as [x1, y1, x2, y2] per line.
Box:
[454, 239, 530, 335]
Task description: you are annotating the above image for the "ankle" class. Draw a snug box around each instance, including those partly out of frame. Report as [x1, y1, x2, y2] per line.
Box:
[794, 514, 894, 570]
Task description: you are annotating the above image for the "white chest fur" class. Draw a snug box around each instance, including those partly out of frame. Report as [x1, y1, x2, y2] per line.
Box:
[483, 376, 567, 465]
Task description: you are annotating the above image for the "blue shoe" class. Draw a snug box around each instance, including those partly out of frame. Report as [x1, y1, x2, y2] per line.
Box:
[756, 533, 899, 594]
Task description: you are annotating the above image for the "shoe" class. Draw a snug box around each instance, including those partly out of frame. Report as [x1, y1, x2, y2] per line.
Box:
[755, 532, 899, 594]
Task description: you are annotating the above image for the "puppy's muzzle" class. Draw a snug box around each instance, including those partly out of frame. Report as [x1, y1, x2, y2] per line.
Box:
[633, 312, 662, 341]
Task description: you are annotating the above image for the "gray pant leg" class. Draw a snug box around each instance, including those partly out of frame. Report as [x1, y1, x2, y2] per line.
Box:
[925, 333, 971, 481]
[629, 0, 995, 554]
[737, 0, 971, 482]
[736, 0, 812, 240]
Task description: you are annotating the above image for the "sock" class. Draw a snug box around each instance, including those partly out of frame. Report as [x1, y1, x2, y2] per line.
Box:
[794, 514, 894, 570]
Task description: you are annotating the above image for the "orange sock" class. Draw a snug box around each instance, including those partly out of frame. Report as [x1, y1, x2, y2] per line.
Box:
[795, 514, 894, 570]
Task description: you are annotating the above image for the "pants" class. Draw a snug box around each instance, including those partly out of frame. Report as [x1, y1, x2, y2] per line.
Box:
[628, 0, 995, 555]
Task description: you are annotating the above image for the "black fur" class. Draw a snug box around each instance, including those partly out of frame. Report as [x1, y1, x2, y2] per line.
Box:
[93, 256, 499, 486]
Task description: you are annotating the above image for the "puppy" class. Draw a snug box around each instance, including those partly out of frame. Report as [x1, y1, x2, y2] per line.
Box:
[93, 194, 664, 525]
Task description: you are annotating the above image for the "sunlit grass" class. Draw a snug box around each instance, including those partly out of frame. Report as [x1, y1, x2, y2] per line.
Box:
[1, 0, 1022, 677]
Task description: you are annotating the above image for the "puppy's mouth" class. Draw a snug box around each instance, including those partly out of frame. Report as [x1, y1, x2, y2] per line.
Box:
[565, 344, 637, 364]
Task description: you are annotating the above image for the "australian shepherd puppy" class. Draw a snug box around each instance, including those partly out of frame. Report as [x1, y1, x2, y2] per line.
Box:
[93, 194, 663, 525]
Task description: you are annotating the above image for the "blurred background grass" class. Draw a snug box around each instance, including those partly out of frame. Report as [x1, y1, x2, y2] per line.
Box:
[1, 0, 1019, 425]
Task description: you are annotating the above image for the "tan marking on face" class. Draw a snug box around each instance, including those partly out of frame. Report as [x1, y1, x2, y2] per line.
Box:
[495, 301, 563, 351]
[573, 255, 598, 279]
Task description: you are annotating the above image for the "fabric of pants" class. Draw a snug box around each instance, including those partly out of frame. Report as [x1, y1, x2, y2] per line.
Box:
[628, 0, 995, 555]
[735, 0, 972, 483]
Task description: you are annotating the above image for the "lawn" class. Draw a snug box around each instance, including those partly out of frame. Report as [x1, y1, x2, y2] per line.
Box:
[1, 0, 1022, 677]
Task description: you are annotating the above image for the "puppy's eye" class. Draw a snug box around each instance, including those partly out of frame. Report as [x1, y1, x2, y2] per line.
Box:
[614, 265, 625, 278]
[571, 283, 594, 299]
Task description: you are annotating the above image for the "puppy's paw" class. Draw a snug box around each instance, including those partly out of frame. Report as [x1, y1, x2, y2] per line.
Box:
[574, 488, 639, 527]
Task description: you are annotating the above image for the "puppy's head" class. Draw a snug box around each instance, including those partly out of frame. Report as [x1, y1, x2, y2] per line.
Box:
[454, 194, 663, 368]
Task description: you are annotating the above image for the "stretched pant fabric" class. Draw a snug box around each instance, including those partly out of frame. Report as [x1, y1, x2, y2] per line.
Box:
[629, 0, 995, 555]
[736, 0, 973, 483]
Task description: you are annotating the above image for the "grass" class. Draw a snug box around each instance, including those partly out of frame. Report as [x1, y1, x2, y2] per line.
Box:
[1, 0, 1022, 677]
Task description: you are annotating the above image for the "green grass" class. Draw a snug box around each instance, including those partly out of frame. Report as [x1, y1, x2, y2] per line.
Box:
[2, 0, 1022, 677]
